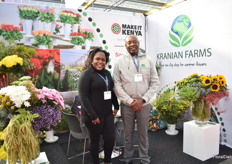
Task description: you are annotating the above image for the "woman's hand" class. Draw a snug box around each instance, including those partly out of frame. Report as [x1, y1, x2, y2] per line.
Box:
[92, 118, 100, 124]
[113, 110, 118, 118]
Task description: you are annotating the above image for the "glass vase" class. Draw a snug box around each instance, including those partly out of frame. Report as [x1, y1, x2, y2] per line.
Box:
[192, 100, 211, 125]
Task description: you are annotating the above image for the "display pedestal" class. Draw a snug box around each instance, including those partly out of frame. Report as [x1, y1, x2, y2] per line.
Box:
[183, 120, 220, 161]
[6, 152, 49, 164]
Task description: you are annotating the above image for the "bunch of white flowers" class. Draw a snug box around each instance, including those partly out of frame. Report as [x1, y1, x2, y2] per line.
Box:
[0, 86, 31, 108]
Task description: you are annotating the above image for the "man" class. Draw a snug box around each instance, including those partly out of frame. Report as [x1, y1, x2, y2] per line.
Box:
[113, 35, 159, 164]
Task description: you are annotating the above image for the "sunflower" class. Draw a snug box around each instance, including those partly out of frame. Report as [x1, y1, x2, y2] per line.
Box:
[211, 76, 219, 82]
[220, 79, 226, 86]
[202, 77, 212, 86]
[191, 73, 198, 77]
[200, 75, 207, 80]
[210, 83, 220, 92]
[218, 75, 225, 81]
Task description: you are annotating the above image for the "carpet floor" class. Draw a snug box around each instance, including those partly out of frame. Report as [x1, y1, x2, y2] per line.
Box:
[40, 128, 232, 164]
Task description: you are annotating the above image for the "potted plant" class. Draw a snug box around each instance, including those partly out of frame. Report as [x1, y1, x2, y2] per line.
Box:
[32, 30, 52, 48]
[17, 5, 39, 37]
[59, 10, 77, 40]
[152, 88, 190, 135]
[81, 29, 94, 49]
[70, 32, 86, 49]
[0, 24, 23, 45]
[176, 73, 229, 125]
[54, 24, 62, 34]
[18, 5, 39, 21]
[38, 9, 55, 32]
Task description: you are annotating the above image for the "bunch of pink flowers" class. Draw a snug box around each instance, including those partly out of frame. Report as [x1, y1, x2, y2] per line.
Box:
[34, 86, 65, 110]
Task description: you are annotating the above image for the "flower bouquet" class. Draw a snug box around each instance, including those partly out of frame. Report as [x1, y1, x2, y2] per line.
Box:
[54, 24, 62, 34]
[17, 5, 39, 20]
[38, 9, 55, 23]
[59, 10, 77, 25]
[81, 29, 94, 41]
[176, 73, 229, 124]
[0, 24, 23, 43]
[152, 88, 190, 124]
[32, 30, 52, 48]
[0, 45, 36, 84]
[70, 32, 86, 46]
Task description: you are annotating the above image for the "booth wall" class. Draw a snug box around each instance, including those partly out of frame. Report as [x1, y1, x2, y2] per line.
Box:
[147, 0, 232, 148]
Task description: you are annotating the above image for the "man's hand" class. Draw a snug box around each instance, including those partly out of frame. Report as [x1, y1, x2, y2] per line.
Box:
[92, 118, 100, 124]
[130, 99, 144, 112]
[113, 110, 118, 118]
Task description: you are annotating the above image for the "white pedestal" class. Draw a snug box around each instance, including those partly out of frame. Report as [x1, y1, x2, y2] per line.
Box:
[6, 152, 49, 164]
[183, 120, 220, 161]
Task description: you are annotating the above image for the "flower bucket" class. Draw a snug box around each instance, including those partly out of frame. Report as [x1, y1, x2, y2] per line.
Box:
[33, 20, 40, 31]
[24, 19, 33, 37]
[165, 124, 178, 135]
[43, 22, 52, 32]
[74, 45, 82, 49]
[192, 100, 210, 125]
[24, 37, 32, 46]
[45, 130, 54, 141]
[38, 45, 48, 49]
[21, 19, 26, 34]
[85, 39, 91, 50]
[72, 24, 79, 33]
[64, 24, 72, 40]
[51, 21, 56, 33]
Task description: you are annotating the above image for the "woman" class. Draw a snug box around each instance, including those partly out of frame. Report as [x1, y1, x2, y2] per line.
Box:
[78, 48, 119, 164]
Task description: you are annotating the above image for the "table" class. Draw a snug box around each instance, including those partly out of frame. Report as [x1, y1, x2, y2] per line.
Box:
[183, 120, 220, 161]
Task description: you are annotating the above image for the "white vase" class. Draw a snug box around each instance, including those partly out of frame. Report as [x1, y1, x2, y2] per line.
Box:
[165, 124, 178, 135]
[85, 39, 91, 50]
[45, 129, 59, 143]
[24, 37, 32, 46]
[64, 24, 72, 40]
[33, 20, 40, 31]
[43, 22, 52, 32]
[24, 19, 33, 37]
[38, 45, 48, 49]
[52, 38, 58, 46]
[74, 45, 82, 49]
[72, 24, 79, 33]
[21, 19, 26, 34]
[45, 130, 54, 141]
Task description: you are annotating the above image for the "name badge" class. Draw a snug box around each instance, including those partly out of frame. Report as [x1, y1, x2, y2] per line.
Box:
[134, 74, 143, 82]
[104, 91, 111, 100]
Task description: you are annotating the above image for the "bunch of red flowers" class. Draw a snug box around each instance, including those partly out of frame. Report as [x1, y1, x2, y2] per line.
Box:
[0, 24, 23, 42]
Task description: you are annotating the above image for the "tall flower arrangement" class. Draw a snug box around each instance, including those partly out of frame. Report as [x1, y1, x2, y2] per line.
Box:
[38, 9, 55, 23]
[81, 29, 94, 41]
[32, 30, 52, 47]
[0, 24, 23, 42]
[17, 5, 39, 20]
[59, 10, 77, 25]
[176, 73, 229, 122]
[70, 32, 86, 46]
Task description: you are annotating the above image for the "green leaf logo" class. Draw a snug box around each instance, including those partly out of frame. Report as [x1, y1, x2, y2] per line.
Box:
[169, 15, 194, 47]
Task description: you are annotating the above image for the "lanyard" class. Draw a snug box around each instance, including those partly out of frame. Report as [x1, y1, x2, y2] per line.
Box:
[97, 73, 109, 91]
[132, 55, 139, 72]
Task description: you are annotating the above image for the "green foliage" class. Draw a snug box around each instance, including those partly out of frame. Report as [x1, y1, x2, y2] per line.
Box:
[0, 44, 36, 75]
[19, 9, 39, 20]
[71, 36, 85, 46]
[59, 15, 76, 25]
[38, 12, 55, 23]
[152, 88, 190, 124]
[178, 85, 199, 102]
[33, 35, 52, 47]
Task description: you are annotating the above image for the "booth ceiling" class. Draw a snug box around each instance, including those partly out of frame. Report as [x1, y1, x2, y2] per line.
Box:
[5, 0, 186, 15]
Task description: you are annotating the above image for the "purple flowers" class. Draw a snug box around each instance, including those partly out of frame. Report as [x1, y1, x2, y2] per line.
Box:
[31, 105, 61, 131]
